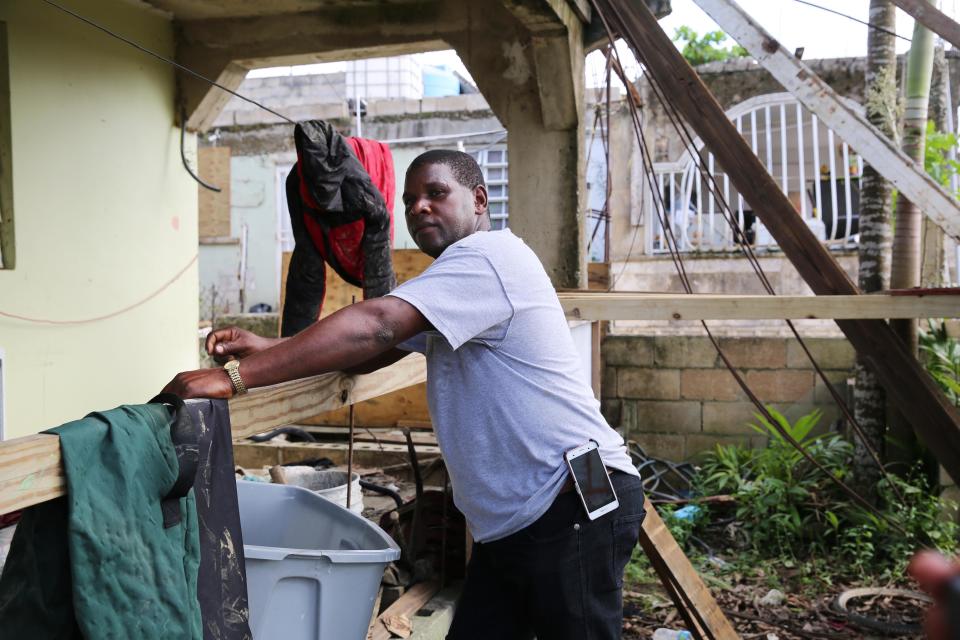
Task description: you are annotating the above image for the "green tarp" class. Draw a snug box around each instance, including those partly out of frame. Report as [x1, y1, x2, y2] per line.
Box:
[0, 403, 202, 638]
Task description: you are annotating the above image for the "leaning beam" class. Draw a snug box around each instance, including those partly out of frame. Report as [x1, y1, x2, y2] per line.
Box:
[593, 0, 960, 484]
[558, 292, 960, 321]
[891, 0, 960, 50]
[0, 355, 426, 514]
[693, 0, 960, 240]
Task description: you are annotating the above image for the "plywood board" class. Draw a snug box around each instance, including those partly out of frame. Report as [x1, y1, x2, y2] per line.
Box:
[280, 248, 434, 426]
[198, 146, 231, 238]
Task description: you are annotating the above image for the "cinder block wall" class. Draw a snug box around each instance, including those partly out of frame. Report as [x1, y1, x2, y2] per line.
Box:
[601, 335, 856, 461]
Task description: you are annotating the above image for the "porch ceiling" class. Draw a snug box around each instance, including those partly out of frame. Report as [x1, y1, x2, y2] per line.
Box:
[141, 0, 427, 21]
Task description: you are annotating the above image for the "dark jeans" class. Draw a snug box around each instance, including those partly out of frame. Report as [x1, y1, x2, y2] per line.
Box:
[447, 472, 646, 640]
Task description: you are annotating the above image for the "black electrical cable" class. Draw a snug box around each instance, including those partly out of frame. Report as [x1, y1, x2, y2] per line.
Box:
[180, 107, 221, 192]
[788, 0, 913, 43]
[41, 0, 296, 125]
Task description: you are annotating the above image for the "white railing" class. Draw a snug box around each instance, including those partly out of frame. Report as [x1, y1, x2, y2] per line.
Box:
[648, 93, 863, 254]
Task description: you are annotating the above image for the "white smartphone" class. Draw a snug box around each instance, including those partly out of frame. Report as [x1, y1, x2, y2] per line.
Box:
[564, 440, 620, 520]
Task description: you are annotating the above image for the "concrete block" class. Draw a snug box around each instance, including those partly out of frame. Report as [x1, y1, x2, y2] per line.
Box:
[744, 370, 815, 403]
[702, 402, 764, 434]
[213, 313, 279, 338]
[602, 336, 654, 367]
[813, 370, 853, 403]
[786, 337, 856, 369]
[680, 369, 743, 401]
[602, 366, 618, 398]
[654, 336, 718, 368]
[685, 433, 754, 460]
[631, 432, 686, 462]
[618, 368, 680, 400]
[628, 400, 702, 434]
[716, 337, 787, 369]
[601, 398, 622, 427]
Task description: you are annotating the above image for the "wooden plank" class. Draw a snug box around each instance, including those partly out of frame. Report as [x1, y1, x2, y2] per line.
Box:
[891, 0, 960, 50]
[0, 356, 426, 514]
[369, 580, 440, 640]
[0, 434, 65, 515]
[638, 499, 738, 640]
[559, 292, 960, 321]
[232, 440, 441, 470]
[595, 0, 960, 485]
[228, 354, 426, 439]
[693, 0, 960, 240]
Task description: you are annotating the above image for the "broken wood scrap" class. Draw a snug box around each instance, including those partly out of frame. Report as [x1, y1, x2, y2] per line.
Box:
[368, 580, 440, 640]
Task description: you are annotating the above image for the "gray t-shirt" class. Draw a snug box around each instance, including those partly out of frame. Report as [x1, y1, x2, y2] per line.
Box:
[389, 229, 638, 542]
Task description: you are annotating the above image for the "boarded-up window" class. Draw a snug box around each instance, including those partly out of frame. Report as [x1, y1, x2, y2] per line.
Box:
[198, 147, 231, 238]
[0, 22, 13, 269]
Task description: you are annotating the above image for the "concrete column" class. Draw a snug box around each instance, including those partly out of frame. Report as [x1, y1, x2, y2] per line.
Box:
[450, 1, 585, 289]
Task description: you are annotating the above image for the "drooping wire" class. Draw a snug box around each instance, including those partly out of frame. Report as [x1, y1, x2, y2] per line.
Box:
[41, 0, 296, 126]
[180, 107, 221, 193]
[787, 0, 913, 43]
[589, 0, 906, 525]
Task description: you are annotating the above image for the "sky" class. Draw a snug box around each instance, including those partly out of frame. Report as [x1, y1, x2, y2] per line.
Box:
[250, 0, 960, 87]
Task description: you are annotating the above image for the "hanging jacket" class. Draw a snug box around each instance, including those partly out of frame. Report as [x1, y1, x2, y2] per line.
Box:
[282, 120, 397, 337]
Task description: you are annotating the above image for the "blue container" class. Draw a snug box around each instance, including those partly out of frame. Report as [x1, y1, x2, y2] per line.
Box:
[237, 480, 401, 640]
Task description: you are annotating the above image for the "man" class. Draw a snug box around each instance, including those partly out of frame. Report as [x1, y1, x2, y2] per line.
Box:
[164, 150, 645, 639]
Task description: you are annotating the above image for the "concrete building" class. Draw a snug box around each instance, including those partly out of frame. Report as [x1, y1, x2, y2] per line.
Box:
[0, 0, 198, 439]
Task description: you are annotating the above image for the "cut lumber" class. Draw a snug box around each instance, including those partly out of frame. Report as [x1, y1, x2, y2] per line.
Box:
[0, 356, 427, 514]
[890, 0, 960, 50]
[369, 580, 440, 640]
[692, 0, 960, 240]
[639, 499, 738, 639]
[229, 354, 426, 439]
[593, 0, 960, 485]
[559, 292, 960, 321]
[232, 440, 441, 471]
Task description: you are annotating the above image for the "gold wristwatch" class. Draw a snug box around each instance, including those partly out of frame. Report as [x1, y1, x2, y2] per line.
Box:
[223, 359, 247, 396]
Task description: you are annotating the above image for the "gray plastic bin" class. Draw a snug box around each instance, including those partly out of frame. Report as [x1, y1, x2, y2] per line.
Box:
[237, 480, 401, 640]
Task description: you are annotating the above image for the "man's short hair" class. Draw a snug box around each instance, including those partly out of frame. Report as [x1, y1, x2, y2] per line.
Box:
[408, 149, 486, 191]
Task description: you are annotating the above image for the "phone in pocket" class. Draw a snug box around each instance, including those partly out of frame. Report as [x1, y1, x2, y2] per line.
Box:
[564, 440, 619, 520]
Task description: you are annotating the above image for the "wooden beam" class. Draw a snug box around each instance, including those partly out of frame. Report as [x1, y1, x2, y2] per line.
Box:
[229, 354, 426, 439]
[0, 356, 426, 514]
[891, 0, 960, 50]
[593, 0, 960, 485]
[639, 499, 738, 639]
[559, 292, 960, 321]
[692, 0, 960, 240]
[233, 440, 441, 471]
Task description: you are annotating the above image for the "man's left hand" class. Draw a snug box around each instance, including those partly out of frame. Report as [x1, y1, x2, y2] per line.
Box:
[162, 368, 234, 399]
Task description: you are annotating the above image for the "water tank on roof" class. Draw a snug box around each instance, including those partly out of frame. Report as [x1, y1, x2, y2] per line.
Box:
[423, 65, 461, 97]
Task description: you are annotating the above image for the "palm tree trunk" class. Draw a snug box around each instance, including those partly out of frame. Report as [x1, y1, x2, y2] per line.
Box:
[853, 0, 897, 494]
[889, 3, 936, 471]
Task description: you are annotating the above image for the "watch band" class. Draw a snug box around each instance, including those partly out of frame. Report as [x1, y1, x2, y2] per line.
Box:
[224, 360, 247, 396]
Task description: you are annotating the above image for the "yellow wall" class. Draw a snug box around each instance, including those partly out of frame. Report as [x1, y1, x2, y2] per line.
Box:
[0, 0, 198, 438]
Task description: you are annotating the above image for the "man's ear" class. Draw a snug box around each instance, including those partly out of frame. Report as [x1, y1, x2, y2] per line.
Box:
[474, 184, 489, 215]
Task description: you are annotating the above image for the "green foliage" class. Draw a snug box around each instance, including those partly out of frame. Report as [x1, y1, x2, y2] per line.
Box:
[920, 320, 960, 407]
[694, 407, 957, 576]
[672, 26, 748, 67]
[924, 120, 960, 192]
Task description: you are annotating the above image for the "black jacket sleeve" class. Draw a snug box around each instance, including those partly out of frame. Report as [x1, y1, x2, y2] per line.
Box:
[281, 168, 327, 337]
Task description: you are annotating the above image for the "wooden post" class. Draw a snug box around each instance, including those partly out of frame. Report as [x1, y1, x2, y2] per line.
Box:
[891, 0, 960, 50]
[591, 0, 960, 484]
